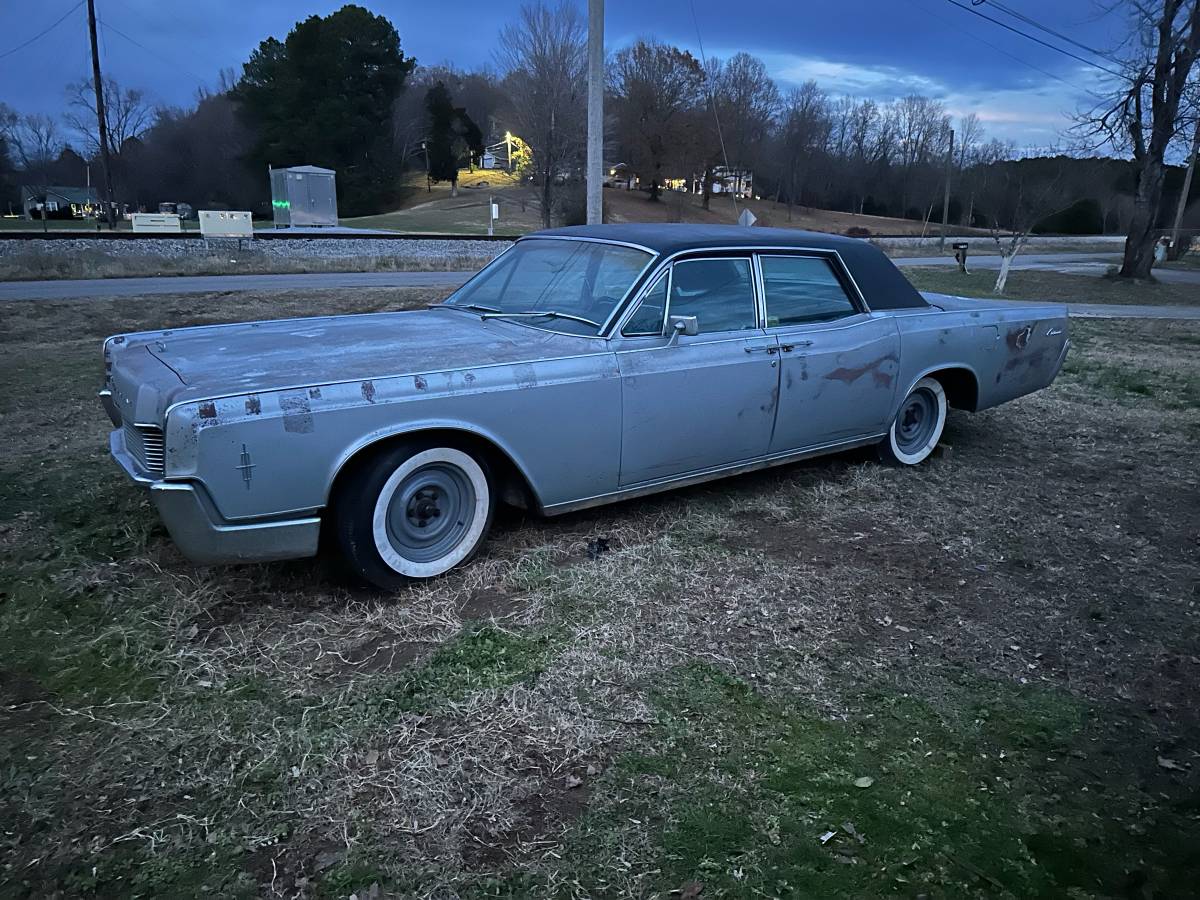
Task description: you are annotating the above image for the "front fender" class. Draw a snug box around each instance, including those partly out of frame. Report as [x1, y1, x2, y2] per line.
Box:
[163, 353, 622, 523]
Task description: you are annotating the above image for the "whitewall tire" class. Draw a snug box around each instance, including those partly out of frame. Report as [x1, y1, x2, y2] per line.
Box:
[334, 441, 494, 590]
[879, 376, 947, 465]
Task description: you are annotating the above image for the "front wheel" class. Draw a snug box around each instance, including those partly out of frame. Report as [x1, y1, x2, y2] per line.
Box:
[333, 441, 494, 590]
[878, 376, 947, 465]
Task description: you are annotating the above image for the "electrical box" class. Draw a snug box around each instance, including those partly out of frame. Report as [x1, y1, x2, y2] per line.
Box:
[269, 165, 338, 228]
[132, 213, 182, 233]
[199, 210, 254, 238]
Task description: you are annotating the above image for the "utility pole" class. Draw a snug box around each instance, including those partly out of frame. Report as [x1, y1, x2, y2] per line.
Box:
[585, 0, 604, 225]
[86, 0, 116, 230]
[938, 128, 954, 251]
[1168, 118, 1200, 260]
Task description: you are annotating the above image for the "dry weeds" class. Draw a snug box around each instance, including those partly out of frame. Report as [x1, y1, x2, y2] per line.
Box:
[1, 291, 1198, 897]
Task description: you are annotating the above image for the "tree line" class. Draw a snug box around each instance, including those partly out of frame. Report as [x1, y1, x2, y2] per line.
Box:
[0, 1, 1195, 276]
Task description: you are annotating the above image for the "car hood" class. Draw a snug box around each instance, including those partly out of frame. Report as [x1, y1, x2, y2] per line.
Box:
[136, 307, 600, 397]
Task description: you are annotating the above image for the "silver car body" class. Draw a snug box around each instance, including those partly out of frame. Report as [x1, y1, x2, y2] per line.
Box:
[100, 225, 1069, 565]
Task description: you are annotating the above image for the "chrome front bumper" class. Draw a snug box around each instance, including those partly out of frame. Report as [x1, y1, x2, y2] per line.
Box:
[109, 429, 321, 565]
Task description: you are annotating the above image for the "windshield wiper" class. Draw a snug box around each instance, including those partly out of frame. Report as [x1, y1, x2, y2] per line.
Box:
[437, 302, 500, 313]
[480, 310, 601, 328]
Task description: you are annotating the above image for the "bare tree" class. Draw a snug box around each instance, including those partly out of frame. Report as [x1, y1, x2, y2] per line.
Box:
[889, 94, 950, 216]
[955, 113, 984, 169]
[1078, 0, 1200, 277]
[708, 52, 780, 197]
[977, 159, 1077, 293]
[776, 81, 832, 218]
[65, 76, 156, 157]
[495, 1, 586, 227]
[0, 107, 63, 175]
[392, 80, 430, 178]
[0, 105, 68, 229]
[610, 39, 705, 201]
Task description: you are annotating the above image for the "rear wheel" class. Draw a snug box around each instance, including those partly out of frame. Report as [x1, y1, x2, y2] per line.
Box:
[333, 441, 494, 590]
[879, 376, 947, 465]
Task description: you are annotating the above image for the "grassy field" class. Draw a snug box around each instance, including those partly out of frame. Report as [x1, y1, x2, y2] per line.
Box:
[1162, 253, 1200, 271]
[904, 265, 1200, 306]
[2, 287, 1199, 898]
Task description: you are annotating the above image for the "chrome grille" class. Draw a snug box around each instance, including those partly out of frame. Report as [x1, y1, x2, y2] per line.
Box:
[124, 422, 165, 475]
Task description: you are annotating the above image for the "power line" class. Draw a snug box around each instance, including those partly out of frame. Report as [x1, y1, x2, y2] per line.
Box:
[905, 0, 1089, 93]
[0, 1, 85, 60]
[688, 0, 739, 217]
[975, 0, 1125, 67]
[104, 0, 208, 86]
[99, 19, 207, 86]
[945, 0, 1126, 79]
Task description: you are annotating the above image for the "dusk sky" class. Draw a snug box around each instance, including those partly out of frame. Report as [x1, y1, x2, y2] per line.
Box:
[0, 0, 1128, 148]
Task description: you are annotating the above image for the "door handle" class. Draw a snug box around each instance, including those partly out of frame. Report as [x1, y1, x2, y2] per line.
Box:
[744, 345, 778, 354]
[779, 341, 814, 352]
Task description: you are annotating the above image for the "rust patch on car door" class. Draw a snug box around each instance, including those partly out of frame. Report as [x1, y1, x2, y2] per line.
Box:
[824, 352, 899, 388]
[279, 393, 314, 433]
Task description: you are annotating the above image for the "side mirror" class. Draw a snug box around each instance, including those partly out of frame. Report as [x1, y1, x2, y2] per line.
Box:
[668, 315, 699, 340]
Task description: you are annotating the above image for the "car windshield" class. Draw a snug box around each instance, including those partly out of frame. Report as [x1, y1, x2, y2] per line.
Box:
[443, 238, 653, 336]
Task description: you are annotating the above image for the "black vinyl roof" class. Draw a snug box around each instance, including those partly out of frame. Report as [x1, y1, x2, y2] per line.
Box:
[530, 224, 929, 311]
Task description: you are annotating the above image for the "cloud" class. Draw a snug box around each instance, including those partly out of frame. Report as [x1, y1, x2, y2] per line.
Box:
[745, 50, 1087, 147]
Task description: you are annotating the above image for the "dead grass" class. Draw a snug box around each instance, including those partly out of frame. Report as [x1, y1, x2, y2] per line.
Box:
[1, 290, 1198, 897]
[0, 246, 500, 282]
[905, 265, 1200, 306]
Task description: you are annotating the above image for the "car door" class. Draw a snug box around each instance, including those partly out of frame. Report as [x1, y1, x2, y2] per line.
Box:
[759, 253, 900, 454]
[614, 256, 780, 486]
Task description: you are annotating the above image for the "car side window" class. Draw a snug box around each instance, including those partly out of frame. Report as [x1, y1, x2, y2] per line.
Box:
[622, 272, 669, 336]
[667, 258, 757, 334]
[760, 255, 858, 327]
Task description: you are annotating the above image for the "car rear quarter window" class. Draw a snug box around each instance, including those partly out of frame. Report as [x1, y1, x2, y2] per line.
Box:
[761, 255, 858, 327]
[667, 258, 756, 334]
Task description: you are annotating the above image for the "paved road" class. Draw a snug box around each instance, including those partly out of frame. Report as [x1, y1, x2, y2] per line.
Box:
[0, 270, 472, 302]
[895, 252, 1200, 286]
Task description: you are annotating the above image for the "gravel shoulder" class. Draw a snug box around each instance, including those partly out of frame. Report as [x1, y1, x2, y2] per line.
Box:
[0, 236, 508, 282]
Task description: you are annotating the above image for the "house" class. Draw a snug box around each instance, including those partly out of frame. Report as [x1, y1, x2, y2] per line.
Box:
[692, 167, 754, 199]
[20, 185, 99, 220]
[605, 162, 637, 190]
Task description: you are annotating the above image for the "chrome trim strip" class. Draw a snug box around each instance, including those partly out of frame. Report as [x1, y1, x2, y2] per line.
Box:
[515, 233, 659, 255]
[751, 253, 767, 328]
[543, 433, 885, 515]
[765, 312, 879, 337]
[161, 347, 616, 420]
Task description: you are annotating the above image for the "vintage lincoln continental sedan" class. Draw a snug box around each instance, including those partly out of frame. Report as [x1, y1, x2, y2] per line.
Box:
[101, 224, 1069, 588]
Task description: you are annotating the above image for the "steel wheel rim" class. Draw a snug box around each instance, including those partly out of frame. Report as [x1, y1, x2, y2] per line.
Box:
[895, 388, 938, 455]
[384, 463, 476, 563]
